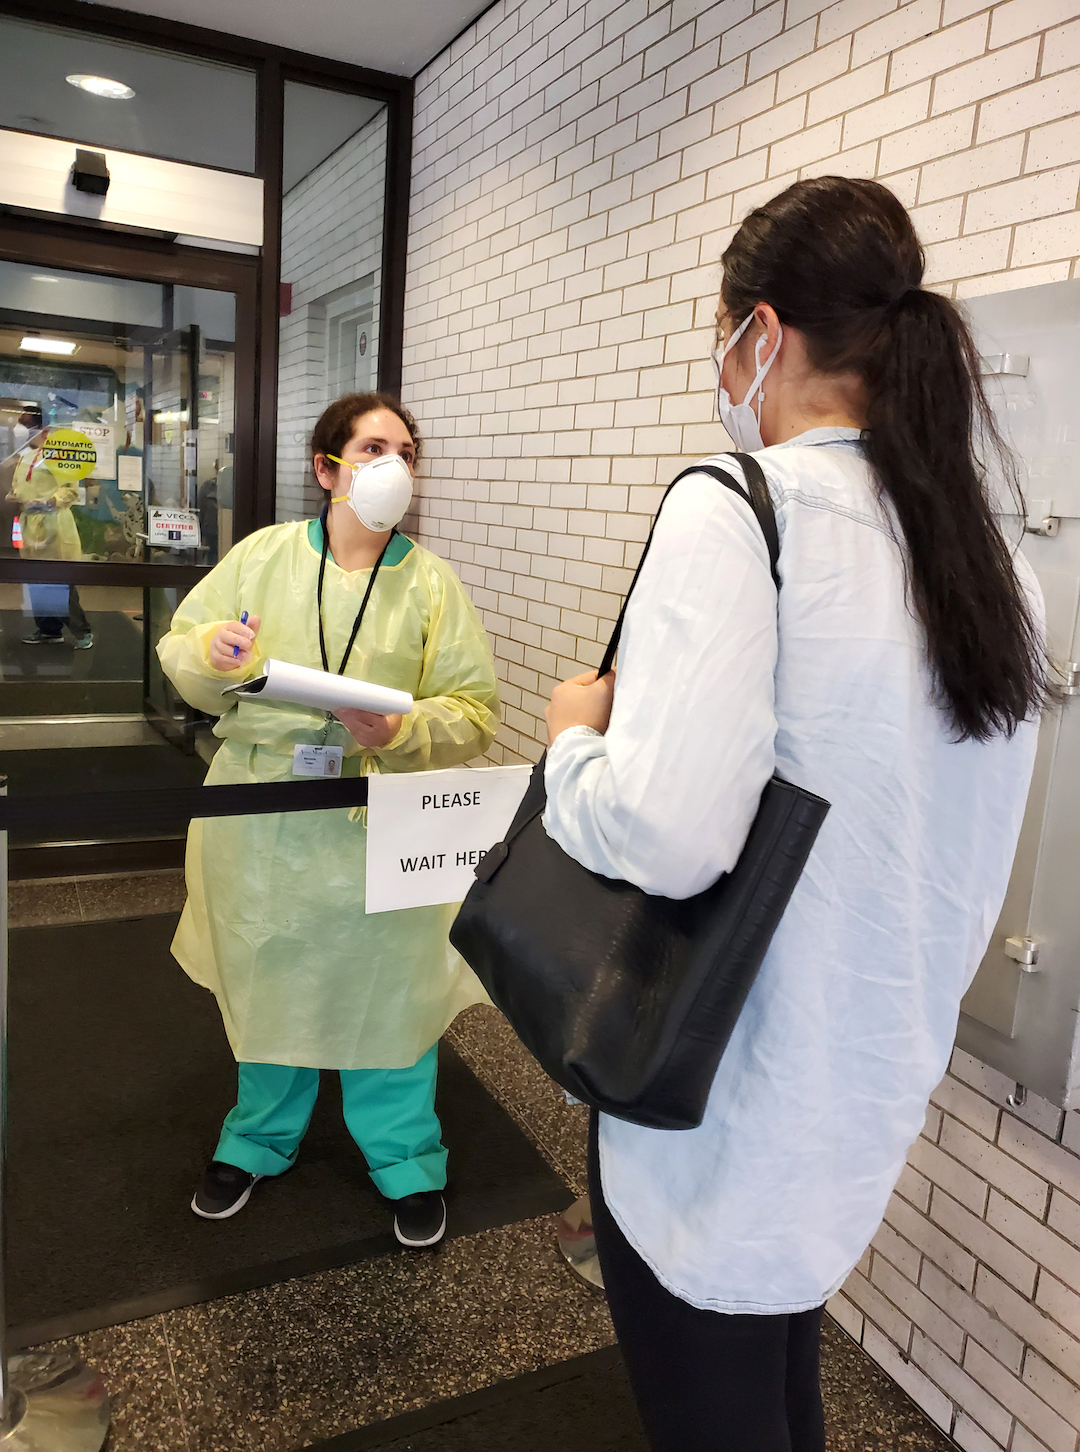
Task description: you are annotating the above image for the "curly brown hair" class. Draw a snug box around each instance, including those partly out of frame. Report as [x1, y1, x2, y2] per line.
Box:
[310, 393, 422, 479]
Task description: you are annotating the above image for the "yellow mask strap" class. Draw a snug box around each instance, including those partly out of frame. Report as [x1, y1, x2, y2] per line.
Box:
[324, 453, 352, 503]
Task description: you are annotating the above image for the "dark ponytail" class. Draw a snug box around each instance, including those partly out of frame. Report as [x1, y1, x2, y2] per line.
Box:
[721, 176, 1048, 742]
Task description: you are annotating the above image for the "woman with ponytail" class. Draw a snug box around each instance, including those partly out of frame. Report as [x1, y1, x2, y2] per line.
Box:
[541, 178, 1048, 1449]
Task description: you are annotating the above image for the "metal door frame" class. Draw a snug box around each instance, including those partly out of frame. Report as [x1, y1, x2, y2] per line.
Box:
[0, 224, 258, 874]
[0, 215, 259, 590]
[0, 0, 415, 483]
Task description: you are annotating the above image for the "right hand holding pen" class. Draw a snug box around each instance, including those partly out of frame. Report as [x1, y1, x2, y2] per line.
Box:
[209, 615, 261, 671]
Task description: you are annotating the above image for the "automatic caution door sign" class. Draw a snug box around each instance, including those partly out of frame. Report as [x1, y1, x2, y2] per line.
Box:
[365, 764, 532, 913]
[40, 428, 97, 482]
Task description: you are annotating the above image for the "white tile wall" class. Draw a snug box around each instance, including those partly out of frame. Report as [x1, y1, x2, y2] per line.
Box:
[403, 0, 1080, 765]
[401, 1, 1080, 1444]
[829, 1055, 1080, 1450]
[276, 112, 387, 521]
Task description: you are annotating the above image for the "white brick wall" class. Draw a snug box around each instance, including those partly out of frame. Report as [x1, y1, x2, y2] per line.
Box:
[830, 1053, 1080, 1452]
[401, 2, 1080, 1443]
[402, 0, 1080, 766]
[276, 111, 387, 521]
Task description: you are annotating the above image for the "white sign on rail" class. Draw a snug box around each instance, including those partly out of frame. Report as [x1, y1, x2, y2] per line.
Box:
[365, 764, 533, 914]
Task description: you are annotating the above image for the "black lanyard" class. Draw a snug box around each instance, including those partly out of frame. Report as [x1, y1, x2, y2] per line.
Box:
[316, 504, 395, 677]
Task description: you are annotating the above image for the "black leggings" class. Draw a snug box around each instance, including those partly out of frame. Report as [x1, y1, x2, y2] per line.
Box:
[588, 1116, 826, 1452]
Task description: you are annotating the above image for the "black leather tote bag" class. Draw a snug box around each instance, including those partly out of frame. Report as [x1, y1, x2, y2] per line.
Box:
[449, 453, 830, 1131]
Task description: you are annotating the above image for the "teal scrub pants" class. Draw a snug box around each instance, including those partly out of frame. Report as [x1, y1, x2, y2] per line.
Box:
[215, 1044, 447, 1200]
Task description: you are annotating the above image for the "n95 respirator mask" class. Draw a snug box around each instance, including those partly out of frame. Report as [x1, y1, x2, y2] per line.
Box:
[328, 452, 414, 532]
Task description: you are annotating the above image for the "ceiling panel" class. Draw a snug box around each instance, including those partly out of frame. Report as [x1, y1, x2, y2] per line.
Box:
[81, 0, 495, 78]
[0, 14, 257, 172]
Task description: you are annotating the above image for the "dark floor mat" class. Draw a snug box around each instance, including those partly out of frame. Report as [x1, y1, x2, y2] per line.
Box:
[305, 1349, 647, 1452]
[0, 742, 207, 797]
[0, 608, 144, 715]
[0, 743, 206, 844]
[0, 607, 141, 681]
[7, 914, 569, 1341]
[306, 1322, 955, 1452]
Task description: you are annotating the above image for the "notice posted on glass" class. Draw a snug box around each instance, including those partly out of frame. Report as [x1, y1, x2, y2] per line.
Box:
[364, 765, 532, 913]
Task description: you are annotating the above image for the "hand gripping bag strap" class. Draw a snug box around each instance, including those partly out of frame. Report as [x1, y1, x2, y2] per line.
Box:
[597, 452, 779, 679]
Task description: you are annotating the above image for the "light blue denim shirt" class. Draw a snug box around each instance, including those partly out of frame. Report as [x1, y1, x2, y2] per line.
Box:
[543, 429, 1040, 1313]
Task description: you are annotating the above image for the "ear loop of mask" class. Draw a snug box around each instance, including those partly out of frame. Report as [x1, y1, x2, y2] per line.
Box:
[322, 451, 413, 504]
[322, 452, 354, 504]
[750, 329, 775, 421]
[720, 315, 782, 420]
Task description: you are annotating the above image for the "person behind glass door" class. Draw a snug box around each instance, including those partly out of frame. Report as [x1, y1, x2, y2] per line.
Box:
[5, 413, 94, 649]
[540, 177, 1049, 1451]
[158, 392, 499, 1249]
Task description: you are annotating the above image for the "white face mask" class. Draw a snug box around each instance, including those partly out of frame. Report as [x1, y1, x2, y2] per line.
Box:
[711, 312, 783, 453]
[328, 451, 414, 532]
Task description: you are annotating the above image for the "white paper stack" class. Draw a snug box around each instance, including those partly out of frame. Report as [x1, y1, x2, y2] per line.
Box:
[224, 658, 414, 716]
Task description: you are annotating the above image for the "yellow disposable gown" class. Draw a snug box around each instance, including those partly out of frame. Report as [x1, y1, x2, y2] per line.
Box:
[157, 519, 500, 1070]
[12, 449, 83, 560]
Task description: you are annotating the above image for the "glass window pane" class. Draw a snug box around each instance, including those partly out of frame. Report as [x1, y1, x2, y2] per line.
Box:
[276, 83, 387, 522]
[0, 580, 211, 853]
[0, 260, 237, 568]
[0, 15, 256, 173]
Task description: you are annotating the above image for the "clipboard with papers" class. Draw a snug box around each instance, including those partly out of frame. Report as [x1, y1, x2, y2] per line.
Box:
[223, 658, 414, 717]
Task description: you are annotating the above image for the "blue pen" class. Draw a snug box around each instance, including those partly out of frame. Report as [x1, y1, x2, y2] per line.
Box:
[233, 609, 249, 658]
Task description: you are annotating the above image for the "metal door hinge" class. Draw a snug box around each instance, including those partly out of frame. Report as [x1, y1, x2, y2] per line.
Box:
[1024, 498, 1060, 537]
[980, 353, 1030, 377]
[1062, 662, 1080, 696]
[1004, 935, 1041, 972]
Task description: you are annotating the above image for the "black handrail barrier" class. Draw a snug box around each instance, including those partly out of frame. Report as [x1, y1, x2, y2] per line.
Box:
[0, 776, 372, 839]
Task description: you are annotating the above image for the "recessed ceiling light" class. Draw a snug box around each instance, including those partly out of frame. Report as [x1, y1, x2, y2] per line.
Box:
[20, 337, 77, 356]
[66, 74, 135, 100]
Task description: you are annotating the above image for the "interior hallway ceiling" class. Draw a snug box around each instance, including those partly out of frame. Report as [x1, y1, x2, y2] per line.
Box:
[82, 0, 497, 77]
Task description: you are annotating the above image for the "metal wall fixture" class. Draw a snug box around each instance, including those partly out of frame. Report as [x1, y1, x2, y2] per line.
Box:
[1003, 935, 1041, 972]
[959, 277, 1080, 1109]
[980, 352, 1030, 377]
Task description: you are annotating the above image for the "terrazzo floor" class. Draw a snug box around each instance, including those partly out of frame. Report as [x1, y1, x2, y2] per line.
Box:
[13, 872, 956, 1451]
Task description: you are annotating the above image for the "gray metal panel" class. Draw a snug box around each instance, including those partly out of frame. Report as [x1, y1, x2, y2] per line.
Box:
[957, 278, 1080, 1109]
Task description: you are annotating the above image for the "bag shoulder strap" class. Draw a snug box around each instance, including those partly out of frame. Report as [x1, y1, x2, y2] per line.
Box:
[597, 451, 780, 677]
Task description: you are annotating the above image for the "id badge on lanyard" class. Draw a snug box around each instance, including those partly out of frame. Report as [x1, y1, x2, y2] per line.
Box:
[292, 744, 344, 778]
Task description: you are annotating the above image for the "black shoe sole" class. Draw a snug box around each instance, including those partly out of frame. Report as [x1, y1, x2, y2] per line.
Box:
[191, 1173, 264, 1220]
[394, 1201, 447, 1248]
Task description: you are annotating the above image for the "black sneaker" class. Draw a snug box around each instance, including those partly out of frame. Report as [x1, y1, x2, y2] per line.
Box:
[393, 1190, 447, 1248]
[21, 630, 62, 645]
[191, 1160, 263, 1219]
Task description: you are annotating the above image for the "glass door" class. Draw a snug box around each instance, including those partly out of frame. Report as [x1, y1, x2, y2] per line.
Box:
[0, 232, 258, 874]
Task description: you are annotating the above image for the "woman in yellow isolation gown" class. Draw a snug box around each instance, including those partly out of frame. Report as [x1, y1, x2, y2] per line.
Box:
[158, 392, 499, 1246]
